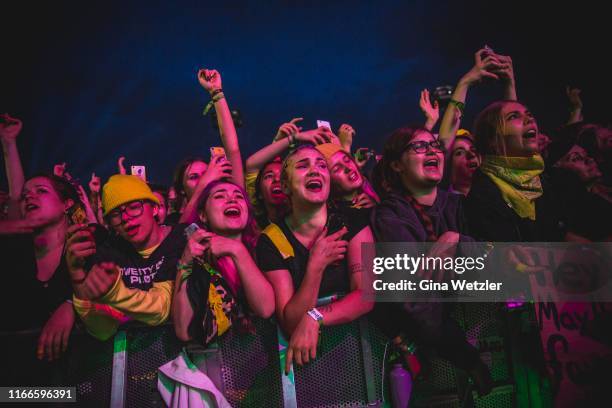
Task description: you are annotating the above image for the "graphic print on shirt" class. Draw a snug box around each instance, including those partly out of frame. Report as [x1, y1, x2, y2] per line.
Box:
[121, 256, 165, 287]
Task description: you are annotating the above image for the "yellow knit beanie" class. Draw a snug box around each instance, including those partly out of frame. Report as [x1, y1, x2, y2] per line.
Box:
[102, 175, 159, 216]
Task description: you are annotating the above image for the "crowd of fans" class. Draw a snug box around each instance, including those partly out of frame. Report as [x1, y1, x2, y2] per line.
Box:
[1, 48, 611, 400]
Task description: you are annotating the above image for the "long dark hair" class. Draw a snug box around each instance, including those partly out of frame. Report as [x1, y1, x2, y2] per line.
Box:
[375, 125, 428, 197]
[196, 180, 259, 252]
[473, 100, 526, 156]
[253, 157, 287, 228]
[328, 150, 380, 204]
[25, 173, 83, 207]
[172, 156, 207, 212]
[375, 127, 439, 241]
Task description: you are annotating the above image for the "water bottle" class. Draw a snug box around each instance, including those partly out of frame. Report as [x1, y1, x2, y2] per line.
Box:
[390, 363, 412, 408]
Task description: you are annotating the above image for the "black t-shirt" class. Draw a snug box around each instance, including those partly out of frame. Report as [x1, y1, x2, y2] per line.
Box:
[92, 224, 187, 290]
[0, 234, 72, 330]
[255, 211, 367, 297]
[331, 199, 372, 233]
[164, 211, 180, 226]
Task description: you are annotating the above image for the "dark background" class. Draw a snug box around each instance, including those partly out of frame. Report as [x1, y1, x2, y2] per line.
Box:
[1, 0, 609, 187]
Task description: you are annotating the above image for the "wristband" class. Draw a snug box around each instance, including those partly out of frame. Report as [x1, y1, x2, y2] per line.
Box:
[202, 92, 225, 116]
[306, 308, 324, 327]
[288, 132, 297, 150]
[448, 99, 465, 114]
[212, 92, 225, 103]
[210, 88, 223, 98]
[178, 261, 193, 283]
[65, 299, 73, 304]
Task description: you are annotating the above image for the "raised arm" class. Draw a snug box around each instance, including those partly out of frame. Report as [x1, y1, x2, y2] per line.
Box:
[419, 89, 440, 132]
[88, 173, 105, 225]
[337, 123, 356, 152]
[246, 121, 330, 173]
[438, 49, 505, 149]
[178, 155, 233, 224]
[498, 54, 517, 101]
[246, 118, 302, 173]
[566, 86, 584, 125]
[1, 114, 25, 218]
[198, 69, 244, 188]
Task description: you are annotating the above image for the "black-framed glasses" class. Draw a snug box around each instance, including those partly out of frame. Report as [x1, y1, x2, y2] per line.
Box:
[107, 200, 145, 226]
[404, 140, 444, 154]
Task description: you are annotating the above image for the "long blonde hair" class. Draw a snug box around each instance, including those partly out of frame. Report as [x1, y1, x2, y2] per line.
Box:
[473, 100, 526, 157]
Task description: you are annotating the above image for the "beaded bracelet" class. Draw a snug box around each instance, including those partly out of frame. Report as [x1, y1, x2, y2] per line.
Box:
[288, 132, 297, 149]
[202, 92, 226, 116]
[210, 88, 223, 98]
[448, 99, 465, 115]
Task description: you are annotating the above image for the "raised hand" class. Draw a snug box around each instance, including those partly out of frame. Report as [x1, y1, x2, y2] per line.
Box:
[419, 89, 440, 130]
[338, 124, 355, 150]
[354, 148, 370, 169]
[494, 54, 515, 82]
[202, 154, 233, 184]
[198, 69, 222, 94]
[117, 157, 127, 175]
[89, 173, 101, 194]
[296, 128, 330, 145]
[274, 118, 303, 141]
[53, 163, 67, 178]
[65, 224, 96, 275]
[0, 113, 23, 143]
[322, 127, 342, 146]
[461, 48, 506, 85]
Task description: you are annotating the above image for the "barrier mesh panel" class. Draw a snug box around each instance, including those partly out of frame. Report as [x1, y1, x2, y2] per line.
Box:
[458, 303, 512, 384]
[293, 320, 368, 408]
[364, 318, 391, 404]
[125, 324, 182, 407]
[67, 332, 114, 408]
[474, 385, 515, 408]
[218, 318, 283, 407]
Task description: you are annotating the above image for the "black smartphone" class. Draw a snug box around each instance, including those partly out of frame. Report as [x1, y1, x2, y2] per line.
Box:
[326, 211, 347, 235]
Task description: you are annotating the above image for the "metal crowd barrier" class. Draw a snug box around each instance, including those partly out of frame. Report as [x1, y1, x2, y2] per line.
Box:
[1, 303, 538, 407]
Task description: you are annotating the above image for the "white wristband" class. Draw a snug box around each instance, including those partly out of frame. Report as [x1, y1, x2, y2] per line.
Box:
[306, 308, 324, 326]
